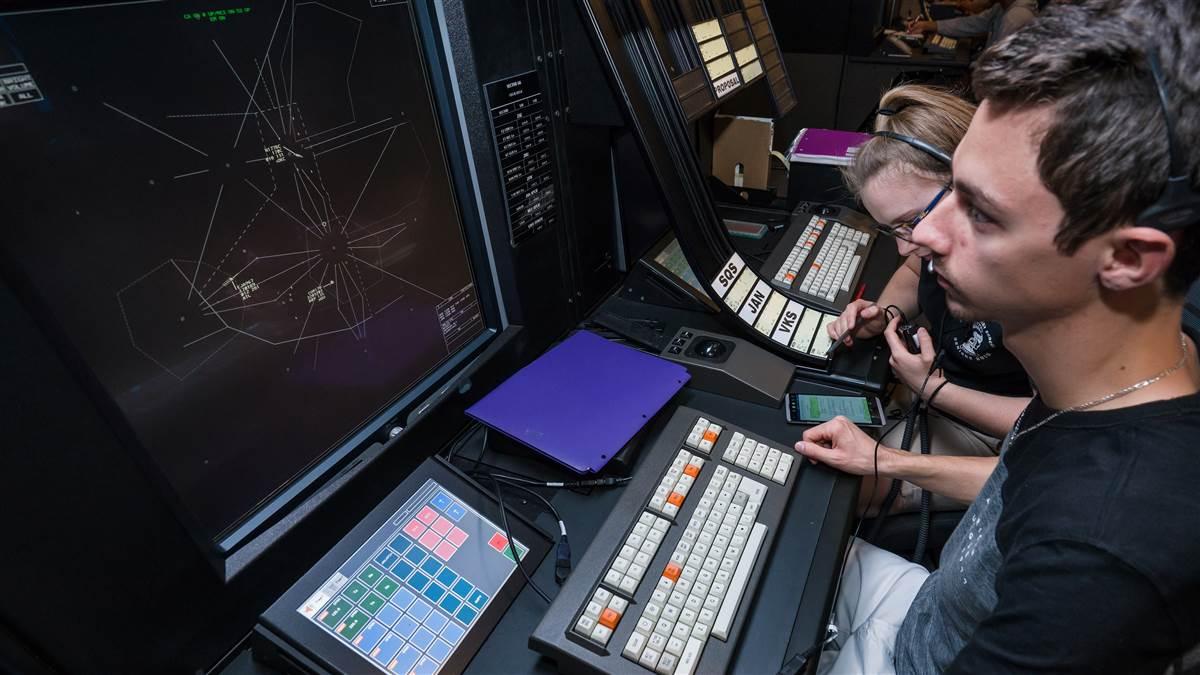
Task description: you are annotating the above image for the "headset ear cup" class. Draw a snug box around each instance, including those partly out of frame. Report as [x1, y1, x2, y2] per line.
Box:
[1137, 180, 1200, 231]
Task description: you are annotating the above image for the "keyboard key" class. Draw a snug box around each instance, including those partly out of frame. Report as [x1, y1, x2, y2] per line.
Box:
[425, 610, 449, 633]
[389, 645, 421, 674]
[375, 603, 402, 628]
[427, 638, 453, 664]
[591, 624, 613, 645]
[439, 593, 461, 615]
[410, 627, 436, 650]
[711, 522, 767, 640]
[451, 578, 473, 599]
[408, 598, 432, 621]
[639, 647, 662, 670]
[624, 631, 647, 661]
[440, 621, 466, 644]
[676, 637, 705, 675]
[371, 633, 404, 666]
[599, 608, 621, 629]
[456, 605, 478, 625]
[395, 614, 419, 639]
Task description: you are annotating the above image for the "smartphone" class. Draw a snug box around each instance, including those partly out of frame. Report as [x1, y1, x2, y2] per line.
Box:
[786, 393, 887, 427]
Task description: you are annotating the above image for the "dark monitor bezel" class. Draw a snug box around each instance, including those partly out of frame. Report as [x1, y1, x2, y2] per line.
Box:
[0, 0, 507, 579]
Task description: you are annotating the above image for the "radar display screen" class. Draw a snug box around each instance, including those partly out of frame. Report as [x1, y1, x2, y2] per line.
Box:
[0, 0, 488, 543]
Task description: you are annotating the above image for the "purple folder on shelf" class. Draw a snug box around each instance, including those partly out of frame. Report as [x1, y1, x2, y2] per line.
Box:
[466, 330, 690, 474]
[789, 128, 872, 166]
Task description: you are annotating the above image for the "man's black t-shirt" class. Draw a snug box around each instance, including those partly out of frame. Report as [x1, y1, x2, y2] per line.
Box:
[946, 383, 1200, 673]
[917, 264, 1031, 397]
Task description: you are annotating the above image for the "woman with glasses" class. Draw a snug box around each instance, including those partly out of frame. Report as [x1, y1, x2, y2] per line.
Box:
[827, 84, 1032, 516]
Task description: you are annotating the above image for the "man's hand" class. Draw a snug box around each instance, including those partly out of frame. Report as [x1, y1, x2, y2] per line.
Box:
[825, 299, 887, 348]
[906, 18, 937, 34]
[794, 416, 884, 477]
[883, 316, 944, 396]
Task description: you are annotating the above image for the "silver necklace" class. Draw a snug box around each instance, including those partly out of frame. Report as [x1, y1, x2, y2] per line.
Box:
[1010, 332, 1191, 443]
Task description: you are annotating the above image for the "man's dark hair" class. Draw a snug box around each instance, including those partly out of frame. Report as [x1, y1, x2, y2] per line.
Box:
[972, 0, 1200, 295]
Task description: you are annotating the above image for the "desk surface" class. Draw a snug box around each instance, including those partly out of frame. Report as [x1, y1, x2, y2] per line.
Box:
[223, 385, 857, 675]
[464, 386, 857, 674]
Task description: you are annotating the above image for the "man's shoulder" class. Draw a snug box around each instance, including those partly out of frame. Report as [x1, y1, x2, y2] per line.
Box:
[998, 397, 1200, 580]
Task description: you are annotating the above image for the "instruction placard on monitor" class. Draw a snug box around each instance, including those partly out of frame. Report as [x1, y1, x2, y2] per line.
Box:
[484, 71, 557, 247]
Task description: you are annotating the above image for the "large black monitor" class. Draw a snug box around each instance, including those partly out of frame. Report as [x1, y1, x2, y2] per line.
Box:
[0, 0, 500, 576]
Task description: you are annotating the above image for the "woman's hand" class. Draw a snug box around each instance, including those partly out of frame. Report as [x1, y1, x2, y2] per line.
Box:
[825, 299, 887, 348]
[883, 316, 946, 397]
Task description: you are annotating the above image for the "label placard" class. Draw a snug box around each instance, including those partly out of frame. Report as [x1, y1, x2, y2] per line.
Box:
[734, 45, 758, 66]
[792, 308, 823, 353]
[706, 55, 736, 79]
[691, 19, 722, 42]
[772, 300, 806, 346]
[713, 71, 742, 98]
[737, 279, 773, 325]
[699, 38, 728, 62]
[755, 292, 788, 336]
[484, 71, 557, 246]
[711, 253, 745, 298]
[723, 267, 758, 313]
[741, 60, 763, 82]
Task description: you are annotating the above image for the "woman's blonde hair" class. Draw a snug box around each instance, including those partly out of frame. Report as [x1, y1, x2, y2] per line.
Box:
[841, 84, 977, 196]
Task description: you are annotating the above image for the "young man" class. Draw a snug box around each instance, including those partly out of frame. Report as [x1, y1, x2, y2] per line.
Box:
[799, 1, 1200, 672]
[907, 0, 1037, 48]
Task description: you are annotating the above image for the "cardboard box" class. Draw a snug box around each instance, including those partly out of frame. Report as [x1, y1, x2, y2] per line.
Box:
[712, 115, 774, 190]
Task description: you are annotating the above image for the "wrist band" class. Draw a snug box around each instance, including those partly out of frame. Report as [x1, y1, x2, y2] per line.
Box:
[925, 379, 951, 409]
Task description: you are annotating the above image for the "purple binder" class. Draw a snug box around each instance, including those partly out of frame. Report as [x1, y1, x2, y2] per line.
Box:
[789, 128, 872, 166]
[466, 330, 690, 473]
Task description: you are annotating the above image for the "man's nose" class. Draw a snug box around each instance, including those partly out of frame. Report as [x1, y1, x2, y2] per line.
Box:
[911, 190, 954, 256]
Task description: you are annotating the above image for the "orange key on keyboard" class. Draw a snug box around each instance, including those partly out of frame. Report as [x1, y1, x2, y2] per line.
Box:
[683, 464, 700, 478]
[599, 608, 621, 629]
[663, 562, 682, 582]
[667, 492, 684, 507]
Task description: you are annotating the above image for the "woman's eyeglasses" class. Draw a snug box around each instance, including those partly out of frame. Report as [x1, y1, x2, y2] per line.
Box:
[874, 185, 950, 243]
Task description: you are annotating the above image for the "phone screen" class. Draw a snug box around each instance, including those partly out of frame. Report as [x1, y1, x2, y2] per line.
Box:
[789, 394, 880, 425]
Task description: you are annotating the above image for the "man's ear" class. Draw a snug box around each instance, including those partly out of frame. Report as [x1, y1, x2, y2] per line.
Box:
[1099, 226, 1176, 291]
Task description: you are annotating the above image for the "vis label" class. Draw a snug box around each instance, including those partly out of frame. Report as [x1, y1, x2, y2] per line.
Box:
[772, 301, 806, 346]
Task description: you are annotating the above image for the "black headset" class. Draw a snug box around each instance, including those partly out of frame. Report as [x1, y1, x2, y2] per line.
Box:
[1136, 51, 1200, 232]
[872, 129, 953, 166]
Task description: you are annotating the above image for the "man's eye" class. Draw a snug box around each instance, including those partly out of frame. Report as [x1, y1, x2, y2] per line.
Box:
[967, 204, 994, 226]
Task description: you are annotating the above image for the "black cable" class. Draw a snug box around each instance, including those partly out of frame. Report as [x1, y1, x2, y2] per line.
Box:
[474, 471, 632, 489]
[485, 475, 554, 604]
[443, 422, 482, 463]
[781, 311, 931, 672]
[912, 409, 933, 563]
[781, 410, 910, 675]
[472, 474, 574, 586]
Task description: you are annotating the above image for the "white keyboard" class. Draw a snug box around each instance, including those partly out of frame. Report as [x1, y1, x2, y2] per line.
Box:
[566, 416, 795, 675]
[927, 34, 958, 52]
[772, 215, 869, 303]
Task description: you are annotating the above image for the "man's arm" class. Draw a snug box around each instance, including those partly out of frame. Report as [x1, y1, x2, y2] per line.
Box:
[932, 4, 1000, 38]
[996, 5, 1037, 42]
[879, 449, 996, 504]
[946, 540, 1176, 674]
[881, 318, 1029, 438]
[795, 417, 997, 503]
[913, 378, 1028, 438]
